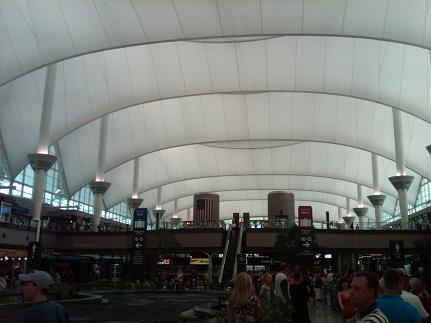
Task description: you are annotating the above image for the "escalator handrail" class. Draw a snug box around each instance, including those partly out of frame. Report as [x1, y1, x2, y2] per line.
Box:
[217, 226, 232, 284]
[232, 224, 244, 278]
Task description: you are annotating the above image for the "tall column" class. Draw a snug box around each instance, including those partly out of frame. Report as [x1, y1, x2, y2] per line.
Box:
[343, 197, 355, 228]
[29, 64, 58, 242]
[28, 154, 57, 242]
[353, 184, 368, 229]
[127, 158, 143, 217]
[336, 207, 344, 229]
[367, 154, 386, 229]
[90, 116, 111, 230]
[152, 209, 165, 230]
[389, 109, 414, 230]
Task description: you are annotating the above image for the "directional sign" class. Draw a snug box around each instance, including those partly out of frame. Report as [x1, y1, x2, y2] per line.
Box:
[132, 231, 145, 265]
[300, 228, 314, 254]
[389, 240, 405, 265]
[27, 241, 41, 269]
[133, 208, 148, 231]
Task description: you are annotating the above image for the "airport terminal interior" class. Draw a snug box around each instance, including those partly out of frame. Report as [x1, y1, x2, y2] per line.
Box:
[1, 1, 431, 322]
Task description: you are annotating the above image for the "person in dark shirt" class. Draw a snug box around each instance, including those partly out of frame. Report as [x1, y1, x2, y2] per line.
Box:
[18, 270, 68, 323]
[289, 271, 311, 323]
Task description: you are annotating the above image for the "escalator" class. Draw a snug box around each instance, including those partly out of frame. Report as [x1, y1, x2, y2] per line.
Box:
[218, 225, 243, 286]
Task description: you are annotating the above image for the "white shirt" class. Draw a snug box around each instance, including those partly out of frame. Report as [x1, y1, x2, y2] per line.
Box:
[274, 272, 289, 301]
[401, 290, 429, 318]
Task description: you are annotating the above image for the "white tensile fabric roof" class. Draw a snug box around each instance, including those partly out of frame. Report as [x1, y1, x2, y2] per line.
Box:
[1, 0, 431, 221]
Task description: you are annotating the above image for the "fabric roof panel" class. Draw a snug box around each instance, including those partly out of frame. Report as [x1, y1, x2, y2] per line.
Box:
[59, 0, 112, 54]
[303, 0, 346, 34]
[93, 0, 148, 46]
[177, 42, 213, 94]
[173, 0, 222, 38]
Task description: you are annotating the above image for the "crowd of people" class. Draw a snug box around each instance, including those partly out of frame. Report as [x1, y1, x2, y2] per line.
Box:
[226, 264, 431, 323]
[5, 264, 431, 322]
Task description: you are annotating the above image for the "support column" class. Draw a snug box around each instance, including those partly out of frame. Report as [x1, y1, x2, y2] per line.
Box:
[90, 116, 110, 231]
[367, 154, 386, 229]
[336, 207, 344, 229]
[388, 175, 414, 230]
[343, 197, 355, 228]
[127, 158, 143, 217]
[353, 184, 368, 229]
[28, 154, 57, 242]
[29, 64, 58, 242]
[152, 209, 166, 230]
[89, 181, 111, 230]
[390, 109, 414, 230]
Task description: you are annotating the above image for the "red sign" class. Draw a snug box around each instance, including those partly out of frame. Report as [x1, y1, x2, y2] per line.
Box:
[298, 206, 313, 227]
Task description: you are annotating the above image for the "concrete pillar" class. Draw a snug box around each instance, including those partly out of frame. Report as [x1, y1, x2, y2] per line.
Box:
[89, 181, 111, 230]
[127, 157, 143, 218]
[391, 109, 412, 227]
[367, 195, 386, 229]
[29, 64, 58, 242]
[28, 154, 57, 242]
[152, 209, 166, 230]
[367, 154, 386, 229]
[390, 109, 414, 230]
[343, 197, 355, 227]
[90, 116, 110, 230]
[127, 198, 143, 213]
[388, 175, 414, 230]
[353, 184, 368, 229]
[37, 64, 57, 154]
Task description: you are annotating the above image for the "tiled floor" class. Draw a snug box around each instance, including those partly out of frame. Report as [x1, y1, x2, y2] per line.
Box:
[309, 304, 343, 323]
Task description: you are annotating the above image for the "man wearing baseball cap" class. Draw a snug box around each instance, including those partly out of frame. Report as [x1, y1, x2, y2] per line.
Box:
[18, 270, 68, 323]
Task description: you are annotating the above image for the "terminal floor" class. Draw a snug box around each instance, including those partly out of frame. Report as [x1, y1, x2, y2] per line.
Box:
[0, 291, 342, 322]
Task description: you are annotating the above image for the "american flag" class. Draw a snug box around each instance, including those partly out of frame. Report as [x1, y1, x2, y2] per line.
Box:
[196, 198, 213, 222]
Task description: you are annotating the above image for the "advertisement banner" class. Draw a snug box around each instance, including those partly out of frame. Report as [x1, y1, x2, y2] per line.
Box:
[298, 206, 313, 227]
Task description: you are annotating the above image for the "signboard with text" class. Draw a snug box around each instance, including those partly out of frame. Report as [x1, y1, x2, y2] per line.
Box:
[133, 208, 148, 231]
[299, 228, 314, 254]
[298, 206, 313, 227]
[389, 240, 405, 266]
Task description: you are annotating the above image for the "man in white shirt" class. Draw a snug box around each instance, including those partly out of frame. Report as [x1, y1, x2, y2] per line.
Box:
[398, 268, 430, 323]
[274, 262, 290, 303]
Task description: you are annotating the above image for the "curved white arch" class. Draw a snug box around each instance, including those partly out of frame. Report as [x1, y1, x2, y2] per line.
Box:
[2, 36, 431, 180]
[101, 142, 418, 209]
[2, 0, 431, 85]
[47, 92, 429, 197]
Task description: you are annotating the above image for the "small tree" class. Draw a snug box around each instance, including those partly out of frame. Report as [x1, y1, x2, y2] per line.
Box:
[274, 224, 320, 266]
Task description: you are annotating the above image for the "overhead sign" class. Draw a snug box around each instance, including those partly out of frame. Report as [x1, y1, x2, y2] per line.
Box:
[298, 206, 313, 227]
[389, 240, 405, 265]
[27, 241, 41, 268]
[300, 228, 314, 254]
[133, 208, 148, 231]
[190, 258, 209, 265]
[132, 231, 145, 265]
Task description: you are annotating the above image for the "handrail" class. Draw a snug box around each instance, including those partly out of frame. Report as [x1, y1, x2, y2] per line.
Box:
[217, 226, 232, 284]
[232, 224, 244, 279]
